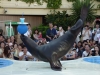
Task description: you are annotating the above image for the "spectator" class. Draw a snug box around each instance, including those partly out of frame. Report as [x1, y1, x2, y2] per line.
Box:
[0, 35, 3, 43]
[38, 38, 47, 45]
[77, 41, 83, 49]
[10, 36, 16, 44]
[53, 25, 58, 33]
[33, 29, 39, 43]
[3, 46, 13, 59]
[65, 48, 76, 60]
[82, 25, 92, 41]
[18, 43, 23, 51]
[77, 43, 85, 58]
[0, 42, 5, 58]
[46, 23, 57, 42]
[13, 44, 20, 60]
[57, 26, 65, 37]
[73, 42, 77, 49]
[28, 24, 32, 37]
[19, 46, 33, 61]
[92, 22, 100, 44]
[89, 46, 100, 56]
[0, 42, 5, 52]
[6, 38, 13, 47]
[88, 40, 94, 48]
[82, 44, 91, 57]
[97, 33, 100, 44]
[38, 31, 43, 40]
[65, 26, 71, 33]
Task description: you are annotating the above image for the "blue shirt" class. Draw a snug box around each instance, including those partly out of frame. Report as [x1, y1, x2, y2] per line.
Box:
[46, 28, 57, 37]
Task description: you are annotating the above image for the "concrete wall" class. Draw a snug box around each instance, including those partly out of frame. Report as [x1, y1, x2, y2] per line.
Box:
[0, 0, 99, 15]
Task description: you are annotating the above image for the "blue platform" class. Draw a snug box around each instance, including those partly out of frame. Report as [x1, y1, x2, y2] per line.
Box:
[83, 56, 100, 64]
[0, 59, 13, 68]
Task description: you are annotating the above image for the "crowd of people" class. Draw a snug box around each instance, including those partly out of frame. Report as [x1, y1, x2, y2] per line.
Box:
[0, 18, 100, 61]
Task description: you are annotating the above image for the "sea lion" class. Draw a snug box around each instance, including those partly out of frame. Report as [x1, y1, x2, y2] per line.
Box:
[20, 5, 89, 71]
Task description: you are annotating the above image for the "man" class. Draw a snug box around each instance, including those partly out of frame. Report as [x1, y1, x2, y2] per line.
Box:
[82, 25, 92, 41]
[46, 23, 57, 42]
[19, 46, 33, 61]
[92, 22, 100, 44]
[82, 44, 91, 57]
[53, 25, 58, 33]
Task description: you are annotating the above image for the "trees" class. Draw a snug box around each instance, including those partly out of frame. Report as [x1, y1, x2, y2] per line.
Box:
[69, 0, 95, 25]
[45, 0, 96, 28]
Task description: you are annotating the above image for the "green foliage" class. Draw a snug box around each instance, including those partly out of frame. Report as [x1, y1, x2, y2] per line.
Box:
[47, 0, 62, 9]
[7, 0, 100, 9]
[20, 0, 47, 5]
[67, 0, 76, 2]
[32, 24, 49, 38]
[7, 0, 61, 9]
[70, 0, 95, 25]
[45, 11, 68, 30]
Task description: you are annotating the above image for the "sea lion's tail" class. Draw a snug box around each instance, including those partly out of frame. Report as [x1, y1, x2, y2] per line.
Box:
[80, 4, 90, 22]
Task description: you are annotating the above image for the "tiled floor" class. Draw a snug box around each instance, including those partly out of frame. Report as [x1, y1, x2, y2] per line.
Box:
[0, 56, 100, 75]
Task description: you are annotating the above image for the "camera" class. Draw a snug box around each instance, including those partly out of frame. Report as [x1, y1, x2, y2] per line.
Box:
[91, 50, 96, 56]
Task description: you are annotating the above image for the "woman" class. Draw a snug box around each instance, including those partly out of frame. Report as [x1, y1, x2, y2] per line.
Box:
[57, 26, 65, 37]
[13, 44, 20, 60]
[3, 46, 13, 59]
[0, 42, 5, 51]
[10, 36, 16, 44]
[0, 42, 5, 58]
[82, 25, 92, 41]
[6, 38, 13, 47]
[33, 29, 39, 43]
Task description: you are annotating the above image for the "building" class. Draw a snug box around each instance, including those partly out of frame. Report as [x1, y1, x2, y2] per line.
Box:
[0, 0, 100, 37]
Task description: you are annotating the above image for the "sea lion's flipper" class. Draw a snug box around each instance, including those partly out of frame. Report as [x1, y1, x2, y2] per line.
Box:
[20, 34, 39, 58]
[49, 52, 62, 71]
[80, 4, 90, 22]
[50, 60, 62, 71]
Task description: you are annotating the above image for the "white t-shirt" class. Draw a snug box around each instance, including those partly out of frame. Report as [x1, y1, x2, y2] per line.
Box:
[24, 31, 30, 37]
[19, 51, 32, 61]
[82, 51, 89, 57]
[82, 30, 92, 40]
[92, 28, 100, 41]
[57, 30, 65, 37]
[97, 34, 100, 43]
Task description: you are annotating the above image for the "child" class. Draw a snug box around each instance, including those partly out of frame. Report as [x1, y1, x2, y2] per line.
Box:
[38, 31, 42, 39]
